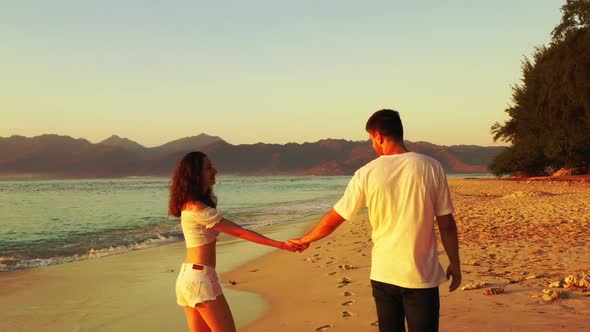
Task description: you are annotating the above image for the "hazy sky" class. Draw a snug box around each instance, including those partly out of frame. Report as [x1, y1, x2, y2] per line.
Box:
[1, 0, 562, 147]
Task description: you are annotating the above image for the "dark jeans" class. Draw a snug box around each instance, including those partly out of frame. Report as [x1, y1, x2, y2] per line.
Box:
[371, 280, 439, 332]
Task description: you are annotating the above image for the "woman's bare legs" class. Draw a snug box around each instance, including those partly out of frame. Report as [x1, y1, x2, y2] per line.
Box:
[198, 294, 236, 332]
[183, 294, 236, 332]
[183, 306, 211, 332]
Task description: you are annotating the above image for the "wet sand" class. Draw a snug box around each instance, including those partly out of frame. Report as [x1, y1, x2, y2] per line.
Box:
[0, 218, 313, 331]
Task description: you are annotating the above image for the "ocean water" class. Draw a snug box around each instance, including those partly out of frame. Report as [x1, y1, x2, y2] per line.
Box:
[0, 173, 493, 272]
[0, 176, 349, 272]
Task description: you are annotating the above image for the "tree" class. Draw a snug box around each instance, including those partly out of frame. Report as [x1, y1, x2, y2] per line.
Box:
[490, 0, 590, 176]
[552, 0, 590, 42]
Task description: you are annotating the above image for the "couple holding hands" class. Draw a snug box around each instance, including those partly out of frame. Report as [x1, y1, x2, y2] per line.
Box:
[169, 109, 461, 332]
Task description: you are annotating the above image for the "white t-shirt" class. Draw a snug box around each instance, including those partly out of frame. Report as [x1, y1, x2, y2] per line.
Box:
[333, 152, 454, 288]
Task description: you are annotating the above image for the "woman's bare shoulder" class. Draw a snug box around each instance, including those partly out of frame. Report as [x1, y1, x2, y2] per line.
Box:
[182, 201, 208, 212]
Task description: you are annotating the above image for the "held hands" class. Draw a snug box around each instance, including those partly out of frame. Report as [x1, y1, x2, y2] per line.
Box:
[278, 238, 310, 253]
[446, 263, 462, 292]
[280, 240, 306, 252]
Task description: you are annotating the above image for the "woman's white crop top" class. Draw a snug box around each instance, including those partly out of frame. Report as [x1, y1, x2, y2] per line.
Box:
[180, 207, 222, 247]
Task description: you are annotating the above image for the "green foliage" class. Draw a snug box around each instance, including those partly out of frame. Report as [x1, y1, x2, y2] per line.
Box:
[490, 0, 590, 176]
[489, 144, 547, 176]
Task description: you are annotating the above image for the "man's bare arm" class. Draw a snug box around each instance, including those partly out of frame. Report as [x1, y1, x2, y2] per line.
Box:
[291, 208, 345, 245]
[437, 213, 462, 291]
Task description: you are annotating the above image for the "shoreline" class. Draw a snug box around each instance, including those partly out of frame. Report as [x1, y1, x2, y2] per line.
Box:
[223, 178, 590, 331]
[0, 217, 317, 331]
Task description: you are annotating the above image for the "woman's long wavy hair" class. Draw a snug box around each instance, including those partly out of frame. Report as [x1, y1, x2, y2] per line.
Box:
[168, 151, 217, 217]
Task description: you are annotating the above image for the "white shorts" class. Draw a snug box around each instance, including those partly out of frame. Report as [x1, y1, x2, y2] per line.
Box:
[176, 263, 223, 307]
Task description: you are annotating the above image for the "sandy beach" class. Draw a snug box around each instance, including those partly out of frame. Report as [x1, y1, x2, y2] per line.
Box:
[225, 178, 590, 331]
[1, 178, 589, 331]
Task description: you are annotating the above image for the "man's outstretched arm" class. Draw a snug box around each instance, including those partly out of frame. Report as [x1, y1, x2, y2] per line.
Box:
[289, 208, 345, 246]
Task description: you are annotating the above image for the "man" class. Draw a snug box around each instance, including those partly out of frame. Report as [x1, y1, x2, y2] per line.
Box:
[289, 109, 461, 332]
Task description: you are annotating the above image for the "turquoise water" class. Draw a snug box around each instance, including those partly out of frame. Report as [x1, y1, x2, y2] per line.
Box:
[0, 176, 349, 271]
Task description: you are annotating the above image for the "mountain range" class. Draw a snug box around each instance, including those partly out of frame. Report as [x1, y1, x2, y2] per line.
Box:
[0, 134, 505, 178]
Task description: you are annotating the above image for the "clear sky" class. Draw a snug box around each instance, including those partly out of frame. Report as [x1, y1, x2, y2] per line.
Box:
[1, 0, 563, 147]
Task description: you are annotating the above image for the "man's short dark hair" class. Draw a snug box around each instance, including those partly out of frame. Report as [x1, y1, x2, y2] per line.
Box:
[365, 109, 404, 141]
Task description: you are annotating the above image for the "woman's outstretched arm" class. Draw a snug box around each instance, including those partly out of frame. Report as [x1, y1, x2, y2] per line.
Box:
[212, 219, 303, 252]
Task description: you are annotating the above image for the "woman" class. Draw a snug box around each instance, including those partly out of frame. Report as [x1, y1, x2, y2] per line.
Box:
[169, 151, 302, 332]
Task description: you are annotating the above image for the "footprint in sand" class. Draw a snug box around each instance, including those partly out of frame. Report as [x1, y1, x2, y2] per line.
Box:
[371, 320, 379, 326]
[342, 311, 352, 318]
[316, 324, 333, 331]
[338, 277, 352, 288]
[343, 291, 354, 297]
[341, 300, 354, 306]
[338, 264, 358, 270]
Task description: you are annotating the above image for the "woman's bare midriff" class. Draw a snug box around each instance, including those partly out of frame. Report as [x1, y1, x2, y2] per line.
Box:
[185, 240, 217, 267]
